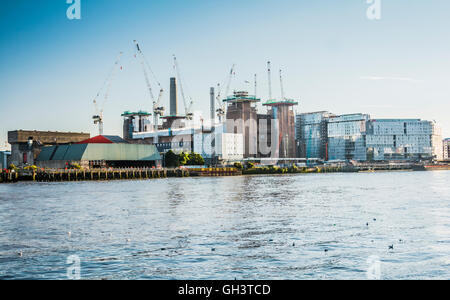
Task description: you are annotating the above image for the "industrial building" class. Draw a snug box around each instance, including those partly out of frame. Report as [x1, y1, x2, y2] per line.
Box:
[224, 91, 260, 158]
[263, 99, 298, 158]
[124, 79, 245, 165]
[36, 135, 161, 169]
[8, 130, 90, 167]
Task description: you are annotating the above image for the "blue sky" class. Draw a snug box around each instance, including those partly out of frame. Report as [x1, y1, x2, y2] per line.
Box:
[1, 0, 450, 149]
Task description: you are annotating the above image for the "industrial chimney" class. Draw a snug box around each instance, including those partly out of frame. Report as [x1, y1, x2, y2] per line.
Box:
[210, 87, 215, 122]
[170, 77, 178, 116]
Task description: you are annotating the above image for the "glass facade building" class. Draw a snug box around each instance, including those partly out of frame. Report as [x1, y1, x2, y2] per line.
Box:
[327, 114, 370, 161]
[296, 111, 333, 160]
[442, 138, 450, 160]
[297, 113, 443, 162]
[366, 119, 442, 161]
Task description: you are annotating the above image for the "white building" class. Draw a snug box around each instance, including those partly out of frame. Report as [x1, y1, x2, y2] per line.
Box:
[366, 119, 442, 161]
[325, 114, 443, 162]
[194, 132, 244, 162]
[444, 138, 450, 160]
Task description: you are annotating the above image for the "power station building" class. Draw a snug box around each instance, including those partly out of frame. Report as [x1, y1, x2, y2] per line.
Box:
[263, 99, 298, 158]
[224, 91, 260, 158]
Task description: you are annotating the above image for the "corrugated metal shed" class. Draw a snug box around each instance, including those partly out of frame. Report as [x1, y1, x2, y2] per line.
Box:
[37, 144, 161, 162]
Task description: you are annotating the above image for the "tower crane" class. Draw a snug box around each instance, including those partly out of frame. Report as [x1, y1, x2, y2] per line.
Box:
[215, 64, 236, 122]
[134, 40, 165, 131]
[92, 51, 123, 136]
[173, 55, 194, 120]
[215, 83, 225, 122]
[279, 69, 285, 100]
[267, 61, 273, 101]
[254, 73, 257, 98]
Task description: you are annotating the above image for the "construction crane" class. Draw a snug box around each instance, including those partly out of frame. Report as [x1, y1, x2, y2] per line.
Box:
[134, 40, 165, 131]
[267, 61, 273, 101]
[215, 83, 225, 122]
[225, 64, 236, 99]
[215, 64, 236, 122]
[92, 51, 123, 136]
[279, 69, 285, 100]
[172, 55, 194, 120]
[254, 73, 257, 97]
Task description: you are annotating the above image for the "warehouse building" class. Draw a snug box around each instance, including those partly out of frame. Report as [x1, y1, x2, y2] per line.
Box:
[36, 135, 161, 169]
[8, 130, 90, 167]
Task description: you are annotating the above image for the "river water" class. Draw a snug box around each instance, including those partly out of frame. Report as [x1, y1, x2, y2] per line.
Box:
[0, 171, 449, 280]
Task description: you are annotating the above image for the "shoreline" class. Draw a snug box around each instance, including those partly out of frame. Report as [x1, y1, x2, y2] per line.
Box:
[1, 165, 447, 184]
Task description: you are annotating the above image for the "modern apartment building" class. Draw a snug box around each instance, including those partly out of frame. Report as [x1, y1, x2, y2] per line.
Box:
[444, 138, 450, 160]
[327, 114, 370, 161]
[296, 111, 334, 160]
[366, 119, 443, 161]
[296, 112, 442, 162]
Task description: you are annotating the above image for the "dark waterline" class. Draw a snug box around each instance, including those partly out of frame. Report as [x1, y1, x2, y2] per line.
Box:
[0, 171, 449, 280]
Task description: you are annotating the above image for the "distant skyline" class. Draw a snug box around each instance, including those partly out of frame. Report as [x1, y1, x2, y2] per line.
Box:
[1, 0, 450, 150]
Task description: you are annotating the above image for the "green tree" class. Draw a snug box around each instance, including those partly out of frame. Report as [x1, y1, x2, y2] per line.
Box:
[187, 153, 205, 166]
[165, 150, 180, 168]
[234, 162, 243, 170]
[179, 152, 190, 166]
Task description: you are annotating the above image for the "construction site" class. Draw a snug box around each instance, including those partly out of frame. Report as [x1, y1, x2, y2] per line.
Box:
[73, 40, 298, 168]
[3, 40, 448, 172]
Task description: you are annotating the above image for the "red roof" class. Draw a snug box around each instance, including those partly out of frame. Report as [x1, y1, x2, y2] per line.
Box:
[76, 135, 128, 144]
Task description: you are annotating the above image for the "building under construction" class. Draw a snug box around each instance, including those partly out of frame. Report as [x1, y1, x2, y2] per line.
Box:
[224, 91, 260, 158]
[263, 99, 298, 158]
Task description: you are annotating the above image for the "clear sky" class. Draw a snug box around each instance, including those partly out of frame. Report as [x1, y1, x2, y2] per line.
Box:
[1, 0, 450, 150]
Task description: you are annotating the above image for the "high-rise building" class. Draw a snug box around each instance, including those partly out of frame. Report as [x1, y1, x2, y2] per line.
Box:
[366, 119, 442, 161]
[443, 138, 450, 160]
[263, 99, 298, 158]
[296, 111, 334, 160]
[327, 114, 370, 161]
[225, 91, 260, 158]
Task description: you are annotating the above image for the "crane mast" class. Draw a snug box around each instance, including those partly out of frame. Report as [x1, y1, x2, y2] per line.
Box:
[173, 55, 193, 120]
[92, 51, 123, 136]
[279, 69, 285, 100]
[267, 61, 273, 101]
[134, 40, 165, 131]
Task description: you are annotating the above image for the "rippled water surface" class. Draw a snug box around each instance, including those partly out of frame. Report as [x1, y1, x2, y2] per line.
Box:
[0, 171, 449, 280]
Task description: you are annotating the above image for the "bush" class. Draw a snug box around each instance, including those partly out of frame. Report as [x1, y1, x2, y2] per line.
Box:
[70, 163, 83, 170]
[165, 150, 180, 168]
[234, 162, 243, 170]
[24, 165, 38, 171]
[187, 153, 205, 166]
[247, 162, 255, 169]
